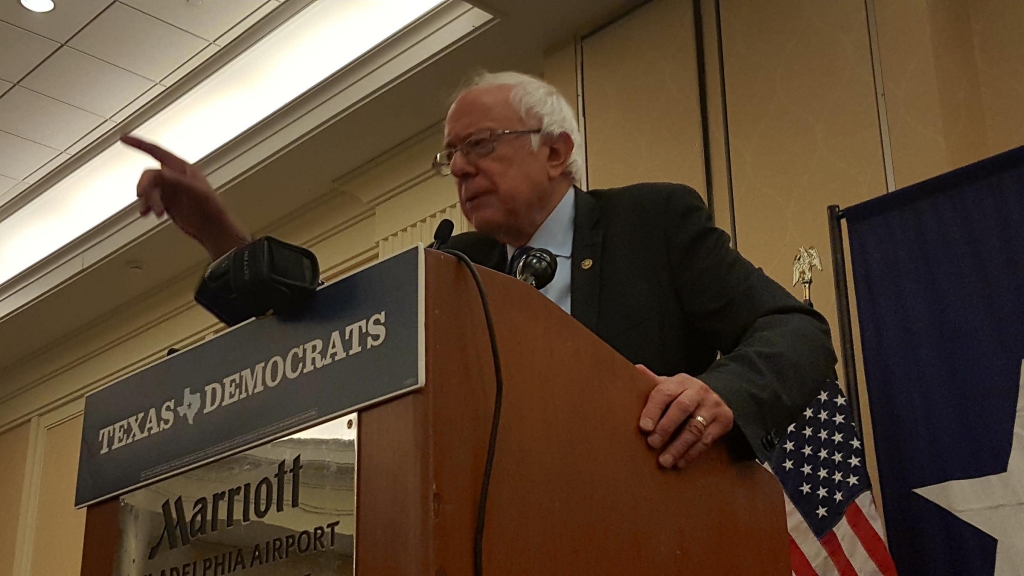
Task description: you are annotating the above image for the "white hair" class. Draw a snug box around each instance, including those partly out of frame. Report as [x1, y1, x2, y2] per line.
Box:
[458, 70, 584, 183]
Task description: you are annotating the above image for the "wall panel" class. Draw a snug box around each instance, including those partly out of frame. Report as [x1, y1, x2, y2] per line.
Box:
[873, 0, 950, 188]
[28, 415, 86, 576]
[721, 0, 886, 346]
[972, 0, 1024, 156]
[0, 422, 31, 575]
[876, 0, 1024, 188]
[582, 0, 707, 197]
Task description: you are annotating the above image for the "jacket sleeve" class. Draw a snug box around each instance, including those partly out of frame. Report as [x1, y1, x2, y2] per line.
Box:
[662, 185, 838, 461]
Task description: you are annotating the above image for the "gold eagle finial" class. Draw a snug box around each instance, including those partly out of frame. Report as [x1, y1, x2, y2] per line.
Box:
[793, 247, 822, 305]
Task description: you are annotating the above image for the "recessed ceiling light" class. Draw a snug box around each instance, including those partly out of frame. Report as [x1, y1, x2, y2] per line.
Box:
[21, 0, 54, 13]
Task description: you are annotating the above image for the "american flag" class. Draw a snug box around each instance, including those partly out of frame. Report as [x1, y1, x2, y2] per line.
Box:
[767, 380, 898, 576]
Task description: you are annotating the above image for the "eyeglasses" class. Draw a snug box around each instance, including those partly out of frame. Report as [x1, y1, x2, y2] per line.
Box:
[432, 129, 542, 176]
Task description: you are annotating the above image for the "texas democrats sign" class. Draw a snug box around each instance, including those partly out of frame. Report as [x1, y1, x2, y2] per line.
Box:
[75, 247, 424, 507]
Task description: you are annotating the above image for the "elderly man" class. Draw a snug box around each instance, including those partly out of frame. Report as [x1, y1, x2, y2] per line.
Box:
[123, 71, 836, 469]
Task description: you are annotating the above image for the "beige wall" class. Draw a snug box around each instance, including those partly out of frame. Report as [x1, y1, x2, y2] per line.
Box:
[0, 422, 30, 575]
[582, 0, 707, 198]
[29, 416, 86, 576]
[876, 0, 1024, 188]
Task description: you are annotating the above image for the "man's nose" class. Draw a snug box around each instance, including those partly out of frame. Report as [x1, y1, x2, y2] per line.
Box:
[450, 150, 475, 178]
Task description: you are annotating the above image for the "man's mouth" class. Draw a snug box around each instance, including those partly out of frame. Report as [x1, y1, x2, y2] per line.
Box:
[462, 189, 490, 207]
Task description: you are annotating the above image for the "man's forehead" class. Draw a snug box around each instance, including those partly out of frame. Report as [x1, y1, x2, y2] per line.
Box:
[444, 85, 522, 142]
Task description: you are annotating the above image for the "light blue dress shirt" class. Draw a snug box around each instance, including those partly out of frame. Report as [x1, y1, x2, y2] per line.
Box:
[507, 187, 574, 313]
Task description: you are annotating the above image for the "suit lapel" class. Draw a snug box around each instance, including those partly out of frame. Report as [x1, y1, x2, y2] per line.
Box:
[571, 188, 602, 334]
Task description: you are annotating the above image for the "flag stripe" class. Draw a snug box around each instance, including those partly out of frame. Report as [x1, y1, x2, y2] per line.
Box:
[784, 492, 839, 576]
[789, 537, 819, 576]
[820, 531, 858, 576]
[834, 516, 882, 576]
[856, 492, 887, 540]
[846, 500, 898, 575]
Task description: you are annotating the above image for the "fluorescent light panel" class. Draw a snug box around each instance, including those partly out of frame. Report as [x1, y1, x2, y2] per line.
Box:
[0, 0, 442, 286]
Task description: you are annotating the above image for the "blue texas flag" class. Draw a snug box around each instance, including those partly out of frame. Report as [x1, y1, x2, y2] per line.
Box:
[844, 145, 1024, 575]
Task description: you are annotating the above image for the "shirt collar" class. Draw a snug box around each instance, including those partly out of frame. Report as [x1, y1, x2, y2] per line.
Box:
[508, 185, 575, 258]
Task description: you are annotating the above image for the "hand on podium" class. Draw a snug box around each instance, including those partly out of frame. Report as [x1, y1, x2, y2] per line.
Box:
[121, 135, 250, 260]
[636, 364, 735, 470]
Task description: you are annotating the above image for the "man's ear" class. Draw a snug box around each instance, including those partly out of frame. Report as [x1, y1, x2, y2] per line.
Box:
[546, 132, 574, 180]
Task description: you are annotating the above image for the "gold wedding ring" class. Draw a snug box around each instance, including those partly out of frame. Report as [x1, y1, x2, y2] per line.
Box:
[693, 415, 709, 429]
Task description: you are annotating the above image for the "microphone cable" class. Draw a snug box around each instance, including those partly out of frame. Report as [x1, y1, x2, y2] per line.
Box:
[440, 248, 503, 576]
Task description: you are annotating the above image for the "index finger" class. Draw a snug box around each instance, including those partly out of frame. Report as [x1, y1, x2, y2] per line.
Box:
[120, 134, 188, 172]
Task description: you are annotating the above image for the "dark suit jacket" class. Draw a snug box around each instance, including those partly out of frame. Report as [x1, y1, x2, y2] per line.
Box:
[443, 183, 837, 461]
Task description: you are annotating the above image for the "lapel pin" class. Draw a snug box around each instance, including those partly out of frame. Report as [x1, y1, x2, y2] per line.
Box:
[581, 258, 593, 270]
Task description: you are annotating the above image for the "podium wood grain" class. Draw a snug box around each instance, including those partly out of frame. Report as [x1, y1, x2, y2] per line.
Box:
[356, 251, 789, 575]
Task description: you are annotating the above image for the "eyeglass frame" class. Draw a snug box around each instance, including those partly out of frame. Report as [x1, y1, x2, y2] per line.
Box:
[432, 128, 543, 176]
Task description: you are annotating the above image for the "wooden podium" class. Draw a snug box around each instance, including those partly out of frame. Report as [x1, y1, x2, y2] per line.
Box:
[81, 250, 788, 575]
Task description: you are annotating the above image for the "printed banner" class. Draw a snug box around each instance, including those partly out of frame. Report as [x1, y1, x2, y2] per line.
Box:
[76, 246, 424, 507]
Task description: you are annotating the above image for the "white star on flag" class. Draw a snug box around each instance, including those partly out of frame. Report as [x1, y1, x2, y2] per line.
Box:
[783, 459, 794, 471]
[914, 362, 1024, 576]
[784, 440, 795, 452]
[800, 483, 812, 495]
[818, 391, 830, 402]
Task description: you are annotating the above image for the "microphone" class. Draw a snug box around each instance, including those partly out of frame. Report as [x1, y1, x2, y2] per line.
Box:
[429, 219, 455, 249]
[512, 248, 557, 290]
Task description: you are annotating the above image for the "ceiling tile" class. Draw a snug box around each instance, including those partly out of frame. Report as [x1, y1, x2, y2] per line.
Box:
[0, 80, 11, 98]
[69, 3, 208, 82]
[0, 0, 114, 43]
[0, 181, 30, 210]
[0, 87, 105, 150]
[0, 130, 59, 180]
[122, 0, 267, 42]
[0, 20, 59, 83]
[214, 1, 277, 47]
[21, 47, 154, 118]
[0, 174, 16, 195]
[110, 84, 165, 123]
[24, 152, 71, 184]
[67, 120, 117, 156]
[161, 43, 219, 86]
